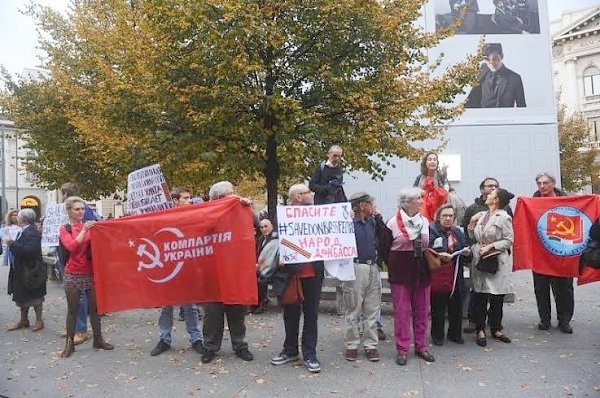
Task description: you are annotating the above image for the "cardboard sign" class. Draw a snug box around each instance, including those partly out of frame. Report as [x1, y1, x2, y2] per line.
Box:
[41, 202, 68, 247]
[126, 164, 173, 215]
[276, 203, 357, 264]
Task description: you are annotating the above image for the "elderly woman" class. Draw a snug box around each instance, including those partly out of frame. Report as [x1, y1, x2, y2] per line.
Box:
[59, 196, 113, 358]
[386, 187, 435, 366]
[7, 209, 46, 332]
[467, 188, 514, 347]
[413, 152, 448, 221]
[429, 204, 471, 346]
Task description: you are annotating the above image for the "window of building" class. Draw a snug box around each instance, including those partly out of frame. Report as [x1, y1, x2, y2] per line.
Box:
[583, 66, 600, 96]
[590, 118, 600, 142]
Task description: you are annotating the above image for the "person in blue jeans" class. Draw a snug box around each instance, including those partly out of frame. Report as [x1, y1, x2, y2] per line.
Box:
[150, 187, 203, 356]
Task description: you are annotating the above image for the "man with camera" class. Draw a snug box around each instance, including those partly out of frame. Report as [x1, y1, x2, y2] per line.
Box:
[308, 145, 347, 205]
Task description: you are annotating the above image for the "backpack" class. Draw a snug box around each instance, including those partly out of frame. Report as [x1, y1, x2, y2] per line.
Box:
[56, 224, 72, 267]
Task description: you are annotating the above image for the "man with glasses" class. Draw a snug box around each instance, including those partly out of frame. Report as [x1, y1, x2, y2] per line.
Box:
[532, 172, 573, 333]
[309, 145, 347, 205]
[462, 177, 513, 333]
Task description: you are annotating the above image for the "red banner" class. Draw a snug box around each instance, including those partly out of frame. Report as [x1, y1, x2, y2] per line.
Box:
[90, 198, 258, 313]
[513, 195, 600, 280]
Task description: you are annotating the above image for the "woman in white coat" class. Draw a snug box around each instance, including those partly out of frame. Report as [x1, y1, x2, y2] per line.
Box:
[467, 188, 514, 347]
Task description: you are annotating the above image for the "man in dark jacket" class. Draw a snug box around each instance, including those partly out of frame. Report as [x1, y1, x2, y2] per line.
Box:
[465, 43, 526, 108]
[532, 172, 573, 333]
[308, 145, 347, 204]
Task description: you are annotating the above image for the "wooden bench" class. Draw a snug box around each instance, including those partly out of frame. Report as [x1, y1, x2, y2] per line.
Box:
[321, 272, 391, 315]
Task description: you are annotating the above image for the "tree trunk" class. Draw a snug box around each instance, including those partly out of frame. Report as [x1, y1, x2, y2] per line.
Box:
[265, 132, 279, 221]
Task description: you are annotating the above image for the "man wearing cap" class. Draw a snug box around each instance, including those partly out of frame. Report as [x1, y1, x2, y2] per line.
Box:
[343, 192, 386, 362]
[465, 43, 526, 108]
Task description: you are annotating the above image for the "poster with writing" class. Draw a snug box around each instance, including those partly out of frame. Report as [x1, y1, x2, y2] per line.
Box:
[276, 203, 357, 264]
[41, 202, 69, 247]
[126, 164, 173, 215]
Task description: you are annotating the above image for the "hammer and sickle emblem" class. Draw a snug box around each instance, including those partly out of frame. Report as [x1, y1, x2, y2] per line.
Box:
[137, 238, 163, 271]
[551, 218, 575, 237]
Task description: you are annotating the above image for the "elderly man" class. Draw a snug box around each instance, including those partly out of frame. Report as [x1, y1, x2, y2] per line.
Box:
[151, 187, 203, 356]
[309, 145, 347, 205]
[532, 172, 573, 333]
[253, 218, 278, 314]
[271, 183, 324, 373]
[343, 192, 385, 362]
[201, 181, 254, 363]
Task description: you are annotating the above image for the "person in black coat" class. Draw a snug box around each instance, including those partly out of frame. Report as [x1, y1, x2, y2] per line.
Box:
[7, 209, 46, 332]
[308, 145, 347, 204]
[465, 43, 526, 108]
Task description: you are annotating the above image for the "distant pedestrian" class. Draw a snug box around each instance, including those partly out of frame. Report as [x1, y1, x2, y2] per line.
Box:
[308, 145, 347, 204]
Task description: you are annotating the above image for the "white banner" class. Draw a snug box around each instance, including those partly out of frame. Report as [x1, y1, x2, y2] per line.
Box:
[276, 203, 357, 264]
[126, 164, 173, 215]
[41, 202, 68, 247]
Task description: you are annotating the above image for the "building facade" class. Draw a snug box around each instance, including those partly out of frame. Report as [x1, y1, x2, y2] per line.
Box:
[552, 6, 600, 193]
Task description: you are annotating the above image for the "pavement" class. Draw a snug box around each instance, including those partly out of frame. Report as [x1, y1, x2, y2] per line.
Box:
[0, 262, 599, 398]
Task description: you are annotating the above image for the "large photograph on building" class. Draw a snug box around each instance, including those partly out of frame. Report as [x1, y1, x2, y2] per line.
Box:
[434, 0, 541, 34]
[426, 0, 554, 124]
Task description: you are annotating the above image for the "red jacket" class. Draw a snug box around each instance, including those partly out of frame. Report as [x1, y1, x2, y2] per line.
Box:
[59, 223, 93, 275]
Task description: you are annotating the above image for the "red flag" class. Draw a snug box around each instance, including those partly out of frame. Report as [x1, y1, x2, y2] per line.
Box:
[90, 198, 258, 313]
[513, 195, 600, 278]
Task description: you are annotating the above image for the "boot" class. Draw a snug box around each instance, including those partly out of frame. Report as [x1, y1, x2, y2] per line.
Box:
[8, 306, 30, 331]
[93, 335, 114, 350]
[60, 337, 75, 358]
[31, 304, 44, 332]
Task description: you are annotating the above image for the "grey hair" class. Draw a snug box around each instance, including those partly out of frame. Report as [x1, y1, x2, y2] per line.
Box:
[209, 181, 234, 201]
[434, 203, 455, 222]
[18, 208, 36, 225]
[398, 187, 423, 208]
[535, 171, 556, 184]
[288, 184, 307, 202]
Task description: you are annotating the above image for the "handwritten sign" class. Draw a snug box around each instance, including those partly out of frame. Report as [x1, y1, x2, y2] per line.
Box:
[41, 202, 68, 247]
[126, 164, 173, 215]
[276, 203, 357, 264]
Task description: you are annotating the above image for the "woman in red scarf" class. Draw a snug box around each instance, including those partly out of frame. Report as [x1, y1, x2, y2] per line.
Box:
[413, 152, 448, 221]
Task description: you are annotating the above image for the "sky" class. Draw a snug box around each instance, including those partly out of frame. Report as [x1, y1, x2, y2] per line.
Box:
[0, 0, 599, 76]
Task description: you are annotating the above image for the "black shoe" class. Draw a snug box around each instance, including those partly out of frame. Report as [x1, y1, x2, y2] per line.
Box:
[396, 354, 408, 366]
[151, 339, 170, 356]
[253, 306, 265, 314]
[235, 348, 254, 361]
[448, 336, 465, 344]
[191, 340, 203, 354]
[538, 321, 550, 331]
[416, 350, 435, 362]
[178, 307, 185, 321]
[493, 333, 511, 343]
[559, 323, 573, 334]
[475, 334, 487, 347]
[377, 329, 387, 341]
[432, 337, 443, 346]
[201, 349, 217, 364]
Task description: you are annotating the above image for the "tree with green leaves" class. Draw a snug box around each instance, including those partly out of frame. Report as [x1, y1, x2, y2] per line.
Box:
[2, 0, 478, 215]
[557, 103, 600, 192]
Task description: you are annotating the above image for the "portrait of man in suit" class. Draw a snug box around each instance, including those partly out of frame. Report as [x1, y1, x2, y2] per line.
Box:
[465, 43, 526, 108]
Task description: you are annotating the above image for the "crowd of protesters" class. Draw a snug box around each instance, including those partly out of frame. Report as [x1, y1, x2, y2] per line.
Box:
[2, 144, 591, 374]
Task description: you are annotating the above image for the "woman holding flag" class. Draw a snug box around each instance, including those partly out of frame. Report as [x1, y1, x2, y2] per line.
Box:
[467, 188, 514, 347]
[59, 196, 113, 358]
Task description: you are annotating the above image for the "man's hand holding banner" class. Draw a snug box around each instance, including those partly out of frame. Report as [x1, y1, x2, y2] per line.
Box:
[90, 198, 258, 313]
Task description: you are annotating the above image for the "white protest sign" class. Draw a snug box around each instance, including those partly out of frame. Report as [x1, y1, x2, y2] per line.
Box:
[41, 202, 68, 247]
[126, 164, 173, 215]
[324, 258, 356, 281]
[276, 203, 357, 264]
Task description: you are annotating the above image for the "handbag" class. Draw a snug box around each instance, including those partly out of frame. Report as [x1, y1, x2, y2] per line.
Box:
[278, 274, 304, 305]
[23, 258, 47, 290]
[476, 250, 501, 274]
[580, 240, 600, 270]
